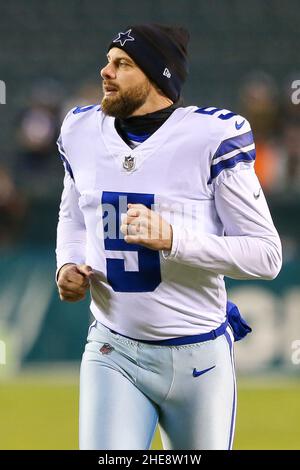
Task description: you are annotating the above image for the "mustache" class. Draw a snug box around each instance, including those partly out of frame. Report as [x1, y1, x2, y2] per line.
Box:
[103, 82, 119, 91]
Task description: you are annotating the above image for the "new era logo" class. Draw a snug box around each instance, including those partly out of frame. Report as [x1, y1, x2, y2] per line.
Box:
[163, 68, 171, 79]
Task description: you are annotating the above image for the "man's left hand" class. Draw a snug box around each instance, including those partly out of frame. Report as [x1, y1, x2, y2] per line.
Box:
[120, 203, 172, 251]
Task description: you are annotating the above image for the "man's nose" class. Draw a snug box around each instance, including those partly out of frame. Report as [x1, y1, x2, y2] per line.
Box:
[100, 63, 116, 80]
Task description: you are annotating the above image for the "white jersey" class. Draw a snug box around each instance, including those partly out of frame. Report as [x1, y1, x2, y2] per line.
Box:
[56, 104, 282, 340]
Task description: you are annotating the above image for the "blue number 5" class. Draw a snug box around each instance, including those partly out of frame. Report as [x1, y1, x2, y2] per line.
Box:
[102, 191, 161, 292]
[195, 107, 236, 120]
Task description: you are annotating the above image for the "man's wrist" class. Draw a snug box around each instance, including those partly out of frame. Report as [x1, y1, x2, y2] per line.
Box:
[162, 224, 180, 259]
[162, 225, 173, 251]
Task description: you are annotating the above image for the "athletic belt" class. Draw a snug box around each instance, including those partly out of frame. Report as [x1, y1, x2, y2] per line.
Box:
[108, 320, 228, 346]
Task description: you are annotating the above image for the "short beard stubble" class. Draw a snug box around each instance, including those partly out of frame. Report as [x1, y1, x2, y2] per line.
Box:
[101, 80, 151, 119]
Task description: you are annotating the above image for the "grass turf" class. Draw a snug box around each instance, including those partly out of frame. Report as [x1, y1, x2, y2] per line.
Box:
[0, 372, 299, 449]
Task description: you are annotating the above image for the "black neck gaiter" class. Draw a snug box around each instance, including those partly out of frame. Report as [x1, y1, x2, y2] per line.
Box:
[114, 102, 182, 146]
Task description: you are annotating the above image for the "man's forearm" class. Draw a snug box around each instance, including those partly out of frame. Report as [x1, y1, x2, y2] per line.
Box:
[163, 225, 282, 280]
[56, 172, 87, 278]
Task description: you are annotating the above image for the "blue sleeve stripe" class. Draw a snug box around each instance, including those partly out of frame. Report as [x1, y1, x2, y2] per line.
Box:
[57, 136, 74, 180]
[72, 104, 97, 114]
[213, 130, 254, 160]
[59, 153, 74, 181]
[210, 149, 256, 181]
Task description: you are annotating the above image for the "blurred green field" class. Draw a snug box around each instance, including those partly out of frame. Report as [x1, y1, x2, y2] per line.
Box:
[0, 369, 299, 449]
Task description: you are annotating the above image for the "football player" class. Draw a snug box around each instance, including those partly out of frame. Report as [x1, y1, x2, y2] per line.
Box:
[56, 24, 282, 449]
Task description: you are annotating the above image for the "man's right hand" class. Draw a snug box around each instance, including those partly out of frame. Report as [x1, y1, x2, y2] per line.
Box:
[57, 263, 94, 302]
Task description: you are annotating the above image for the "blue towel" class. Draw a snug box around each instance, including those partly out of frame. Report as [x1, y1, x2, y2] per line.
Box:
[226, 300, 252, 341]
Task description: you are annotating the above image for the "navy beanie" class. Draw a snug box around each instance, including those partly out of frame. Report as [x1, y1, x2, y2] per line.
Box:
[107, 24, 190, 102]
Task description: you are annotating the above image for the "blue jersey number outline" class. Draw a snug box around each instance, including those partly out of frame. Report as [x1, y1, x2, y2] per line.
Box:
[195, 106, 237, 120]
[102, 191, 161, 292]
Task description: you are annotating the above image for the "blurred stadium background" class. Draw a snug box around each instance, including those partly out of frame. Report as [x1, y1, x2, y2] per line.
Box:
[1, 0, 300, 449]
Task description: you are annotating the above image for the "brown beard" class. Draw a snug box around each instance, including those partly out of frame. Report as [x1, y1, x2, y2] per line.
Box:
[101, 80, 151, 119]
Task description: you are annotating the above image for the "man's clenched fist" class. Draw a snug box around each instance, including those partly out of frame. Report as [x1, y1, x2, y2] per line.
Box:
[120, 203, 173, 251]
[57, 263, 94, 302]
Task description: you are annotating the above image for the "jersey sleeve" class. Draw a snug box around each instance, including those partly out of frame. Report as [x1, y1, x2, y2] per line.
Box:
[163, 117, 282, 280]
[208, 117, 255, 185]
[57, 133, 74, 181]
[55, 123, 86, 278]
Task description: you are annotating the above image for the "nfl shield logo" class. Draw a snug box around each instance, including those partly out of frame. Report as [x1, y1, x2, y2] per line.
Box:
[100, 343, 114, 355]
[123, 155, 135, 171]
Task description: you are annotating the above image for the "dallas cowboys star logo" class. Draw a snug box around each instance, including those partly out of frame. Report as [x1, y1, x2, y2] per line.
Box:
[112, 29, 135, 47]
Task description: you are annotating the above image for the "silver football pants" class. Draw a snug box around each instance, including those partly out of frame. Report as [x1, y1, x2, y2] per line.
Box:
[79, 320, 236, 450]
